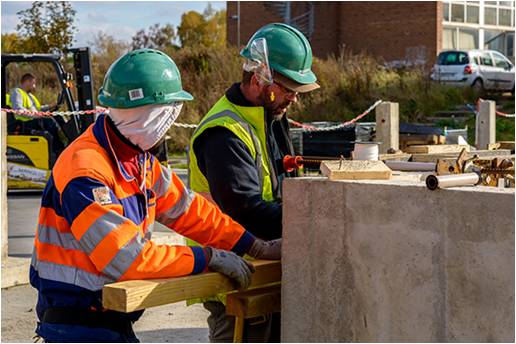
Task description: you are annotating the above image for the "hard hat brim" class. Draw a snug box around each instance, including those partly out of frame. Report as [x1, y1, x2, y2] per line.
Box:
[274, 72, 320, 93]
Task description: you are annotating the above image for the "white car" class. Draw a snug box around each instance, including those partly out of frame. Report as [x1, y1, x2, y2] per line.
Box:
[431, 49, 515, 93]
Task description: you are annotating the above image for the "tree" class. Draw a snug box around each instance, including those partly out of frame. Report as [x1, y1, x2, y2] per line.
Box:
[131, 23, 178, 50]
[88, 32, 130, 98]
[177, 6, 226, 48]
[1, 33, 23, 53]
[16, 1, 77, 53]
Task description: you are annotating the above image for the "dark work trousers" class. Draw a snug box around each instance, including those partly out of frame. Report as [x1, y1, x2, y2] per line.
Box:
[204, 301, 280, 343]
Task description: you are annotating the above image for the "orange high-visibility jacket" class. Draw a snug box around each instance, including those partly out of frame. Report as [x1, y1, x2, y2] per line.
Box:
[30, 114, 255, 318]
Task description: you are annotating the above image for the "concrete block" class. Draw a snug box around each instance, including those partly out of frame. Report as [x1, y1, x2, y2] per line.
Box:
[375, 102, 399, 154]
[477, 100, 496, 150]
[2, 257, 31, 288]
[282, 177, 514, 342]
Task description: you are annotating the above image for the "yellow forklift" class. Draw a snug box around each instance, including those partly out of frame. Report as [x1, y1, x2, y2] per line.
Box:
[2, 48, 95, 190]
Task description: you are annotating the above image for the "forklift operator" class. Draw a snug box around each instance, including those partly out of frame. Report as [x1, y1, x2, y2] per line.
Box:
[8, 73, 64, 153]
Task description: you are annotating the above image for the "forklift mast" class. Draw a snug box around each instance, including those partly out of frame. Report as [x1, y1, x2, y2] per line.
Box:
[67, 47, 95, 129]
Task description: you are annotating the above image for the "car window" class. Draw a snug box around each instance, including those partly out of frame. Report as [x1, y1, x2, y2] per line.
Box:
[438, 51, 469, 65]
[480, 53, 493, 66]
[492, 52, 509, 69]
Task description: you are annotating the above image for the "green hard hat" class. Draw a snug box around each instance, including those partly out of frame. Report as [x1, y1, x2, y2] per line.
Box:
[240, 23, 317, 85]
[98, 49, 193, 109]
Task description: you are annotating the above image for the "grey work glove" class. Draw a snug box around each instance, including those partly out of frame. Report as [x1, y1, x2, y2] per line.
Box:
[205, 247, 255, 289]
[247, 238, 282, 260]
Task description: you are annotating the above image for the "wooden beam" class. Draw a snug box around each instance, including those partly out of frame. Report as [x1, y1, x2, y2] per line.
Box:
[379, 152, 412, 162]
[226, 284, 281, 318]
[403, 144, 470, 154]
[497, 141, 515, 152]
[102, 260, 280, 313]
[410, 149, 513, 163]
[320, 160, 392, 180]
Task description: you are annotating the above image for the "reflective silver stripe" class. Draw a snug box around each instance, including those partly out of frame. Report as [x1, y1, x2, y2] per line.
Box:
[38, 225, 81, 251]
[79, 211, 127, 254]
[144, 223, 154, 240]
[154, 164, 173, 200]
[193, 110, 264, 192]
[102, 233, 146, 280]
[32, 259, 113, 291]
[30, 249, 37, 267]
[156, 187, 195, 226]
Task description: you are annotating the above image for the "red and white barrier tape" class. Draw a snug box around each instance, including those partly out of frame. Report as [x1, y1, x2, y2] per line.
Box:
[476, 98, 515, 118]
[1, 107, 106, 117]
[1, 107, 200, 128]
[288, 100, 383, 131]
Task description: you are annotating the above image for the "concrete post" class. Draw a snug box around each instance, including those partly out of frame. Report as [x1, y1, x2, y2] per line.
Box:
[2, 112, 8, 260]
[375, 102, 399, 154]
[477, 100, 496, 150]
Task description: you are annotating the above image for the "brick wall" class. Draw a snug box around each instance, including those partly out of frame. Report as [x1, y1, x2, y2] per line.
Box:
[227, 1, 442, 66]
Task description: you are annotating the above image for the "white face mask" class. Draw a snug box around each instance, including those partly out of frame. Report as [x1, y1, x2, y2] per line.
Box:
[108, 103, 183, 151]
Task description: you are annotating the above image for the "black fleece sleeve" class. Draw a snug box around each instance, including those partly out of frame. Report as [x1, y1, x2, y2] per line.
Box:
[193, 127, 282, 240]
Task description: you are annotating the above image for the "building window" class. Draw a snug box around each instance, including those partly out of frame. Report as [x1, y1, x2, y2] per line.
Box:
[443, 27, 457, 49]
[443, 2, 450, 21]
[451, 3, 465, 22]
[466, 4, 480, 23]
[499, 8, 512, 26]
[484, 6, 497, 25]
[459, 28, 479, 49]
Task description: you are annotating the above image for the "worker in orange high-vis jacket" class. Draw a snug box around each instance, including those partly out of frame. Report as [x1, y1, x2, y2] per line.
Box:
[29, 48, 281, 343]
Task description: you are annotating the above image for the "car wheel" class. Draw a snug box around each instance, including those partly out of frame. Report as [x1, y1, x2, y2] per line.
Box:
[472, 79, 484, 94]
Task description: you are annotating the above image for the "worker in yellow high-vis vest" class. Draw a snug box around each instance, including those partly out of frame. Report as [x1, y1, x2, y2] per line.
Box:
[188, 23, 320, 342]
[7, 73, 64, 152]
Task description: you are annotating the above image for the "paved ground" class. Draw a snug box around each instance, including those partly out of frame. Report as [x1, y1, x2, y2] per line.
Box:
[2, 170, 211, 342]
[1, 284, 210, 342]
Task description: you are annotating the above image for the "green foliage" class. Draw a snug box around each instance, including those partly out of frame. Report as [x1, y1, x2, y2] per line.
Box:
[131, 23, 178, 50]
[16, 1, 77, 53]
[290, 49, 478, 124]
[177, 5, 226, 48]
[1, 33, 23, 53]
[88, 32, 130, 99]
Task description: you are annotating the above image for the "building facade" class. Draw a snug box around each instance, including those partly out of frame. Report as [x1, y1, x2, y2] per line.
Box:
[227, 1, 515, 65]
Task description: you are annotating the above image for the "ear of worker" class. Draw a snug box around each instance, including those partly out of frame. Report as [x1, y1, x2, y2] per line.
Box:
[205, 238, 281, 289]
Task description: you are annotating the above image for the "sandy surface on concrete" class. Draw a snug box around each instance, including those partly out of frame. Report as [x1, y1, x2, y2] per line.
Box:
[1, 284, 210, 342]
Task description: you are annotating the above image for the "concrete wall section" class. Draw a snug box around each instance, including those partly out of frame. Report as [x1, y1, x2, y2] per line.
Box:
[282, 177, 514, 342]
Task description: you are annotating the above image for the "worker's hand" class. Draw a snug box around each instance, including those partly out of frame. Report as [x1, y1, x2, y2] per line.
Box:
[206, 247, 255, 289]
[247, 238, 282, 260]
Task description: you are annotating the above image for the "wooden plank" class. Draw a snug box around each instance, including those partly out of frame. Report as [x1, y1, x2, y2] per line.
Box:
[399, 134, 445, 150]
[403, 144, 470, 154]
[320, 160, 392, 180]
[379, 152, 412, 161]
[226, 284, 281, 318]
[498, 141, 515, 152]
[410, 149, 513, 163]
[102, 260, 280, 313]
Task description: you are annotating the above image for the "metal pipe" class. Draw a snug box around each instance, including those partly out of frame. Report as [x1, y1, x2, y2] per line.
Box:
[426, 173, 480, 190]
[384, 160, 436, 171]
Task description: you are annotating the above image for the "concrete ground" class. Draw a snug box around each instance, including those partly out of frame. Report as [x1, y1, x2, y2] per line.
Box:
[2, 169, 213, 342]
[1, 283, 210, 342]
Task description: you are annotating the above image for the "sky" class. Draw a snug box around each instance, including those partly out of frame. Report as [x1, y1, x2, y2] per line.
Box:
[1, 0, 226, 47]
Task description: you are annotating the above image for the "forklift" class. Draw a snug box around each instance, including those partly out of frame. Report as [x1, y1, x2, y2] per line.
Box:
[2, 47, 95, 190]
